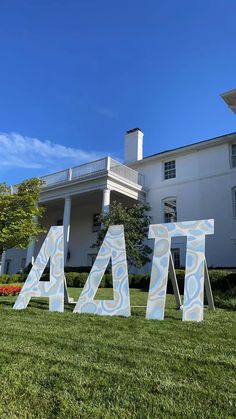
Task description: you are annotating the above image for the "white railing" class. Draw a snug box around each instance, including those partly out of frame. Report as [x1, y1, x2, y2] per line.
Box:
[110, 158, 145, 186]
[72, 158, 107, 179]
[41, 169, 69, 187]
[40, 157, 144, 188]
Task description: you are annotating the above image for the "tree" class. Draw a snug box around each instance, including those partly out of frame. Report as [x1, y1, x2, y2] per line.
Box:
[93, 201, 152, 269]
[0, 178, 45, 253]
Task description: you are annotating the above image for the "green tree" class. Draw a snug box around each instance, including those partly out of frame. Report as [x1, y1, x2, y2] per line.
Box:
[93, 201, 152, 268]
[0, 178, 45, 253]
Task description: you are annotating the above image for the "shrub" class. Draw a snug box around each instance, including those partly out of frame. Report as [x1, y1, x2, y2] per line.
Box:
[78, 273, 88, 288]
[0, 274, 26, 284]
[209, 270, 236, 293]
[128, 274, 149, 289]
[0, 274, 11, 284]
[213, 291, 236, 311]
[65, 272, 80, 287]
[0, 269, 235, 295]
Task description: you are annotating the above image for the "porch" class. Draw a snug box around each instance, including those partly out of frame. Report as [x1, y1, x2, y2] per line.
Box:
[2, 157, 147, 274]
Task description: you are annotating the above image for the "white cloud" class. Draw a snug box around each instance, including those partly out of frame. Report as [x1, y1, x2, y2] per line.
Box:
[0, 132, 103, 172]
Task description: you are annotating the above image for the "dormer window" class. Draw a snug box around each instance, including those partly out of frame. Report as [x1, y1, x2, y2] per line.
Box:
[164, 160, 176, 180]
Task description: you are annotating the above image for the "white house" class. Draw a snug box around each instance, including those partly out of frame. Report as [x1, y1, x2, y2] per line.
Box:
[1, 91, 236, 274]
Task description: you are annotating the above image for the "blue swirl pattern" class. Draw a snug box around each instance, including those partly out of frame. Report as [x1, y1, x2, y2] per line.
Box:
[73, 225, 130, 317]
[13, 226, 64, 312]
[146, 220, 214, 322]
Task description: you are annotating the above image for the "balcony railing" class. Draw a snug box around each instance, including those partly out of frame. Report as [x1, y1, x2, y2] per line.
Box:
[109, 158, 144, 186]
[40, 157, 145, 188]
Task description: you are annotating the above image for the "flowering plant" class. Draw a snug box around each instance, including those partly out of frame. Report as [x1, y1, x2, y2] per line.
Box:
[0, 285, 22, 296]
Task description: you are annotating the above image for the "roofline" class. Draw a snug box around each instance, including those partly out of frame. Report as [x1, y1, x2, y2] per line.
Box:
[128, 131, 236, 165]
[220, 89, 236, 98]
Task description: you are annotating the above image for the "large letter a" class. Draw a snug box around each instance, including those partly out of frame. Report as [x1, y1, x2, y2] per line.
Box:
[73, 225, 130, 317]
[13, 226, 64, 312]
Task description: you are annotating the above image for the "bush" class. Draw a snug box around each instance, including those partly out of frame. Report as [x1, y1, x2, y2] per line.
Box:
[0, 274, 11, 284]
[0, 274, 27, 284]
[213, 291, 236, 311]
[65, 272, 80, 287]
[0, 269, 235, 296]
[78, 273, 88, 288]
[209, 270, 236, 293]
[129, 274, 150, 289]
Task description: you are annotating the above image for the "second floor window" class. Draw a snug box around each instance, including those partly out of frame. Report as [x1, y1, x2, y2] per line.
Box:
[164, 160, 176, 180]
[232, 144, 236, 168]
[163, 198, 177, 223]
[233, 187, 236, 218]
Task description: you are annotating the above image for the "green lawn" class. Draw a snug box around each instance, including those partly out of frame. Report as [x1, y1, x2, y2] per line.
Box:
[0, 288, 235, 418]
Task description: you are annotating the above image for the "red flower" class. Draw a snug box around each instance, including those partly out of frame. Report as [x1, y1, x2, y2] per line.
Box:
[0, 285, 22, 296]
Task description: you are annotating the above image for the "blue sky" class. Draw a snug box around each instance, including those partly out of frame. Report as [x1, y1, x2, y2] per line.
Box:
[0, 0, 236, 184]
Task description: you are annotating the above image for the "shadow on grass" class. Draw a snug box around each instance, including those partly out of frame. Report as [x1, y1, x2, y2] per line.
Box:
[27, 300, 75, 312]
[214, 301, 236, 311]
[0, 298, 76, 312]
[0, 300, 14, 307]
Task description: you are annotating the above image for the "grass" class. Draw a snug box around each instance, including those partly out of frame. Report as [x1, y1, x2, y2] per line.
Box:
[0, 288, 235, 418]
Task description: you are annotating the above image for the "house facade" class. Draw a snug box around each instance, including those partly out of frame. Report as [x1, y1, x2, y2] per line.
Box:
[1, 91, 236, 274]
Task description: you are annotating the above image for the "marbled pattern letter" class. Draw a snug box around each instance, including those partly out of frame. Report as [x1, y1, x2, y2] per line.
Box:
[146, 220, 214, 321]
[73, 225, 130, 317]
[13, 226, 64, 312]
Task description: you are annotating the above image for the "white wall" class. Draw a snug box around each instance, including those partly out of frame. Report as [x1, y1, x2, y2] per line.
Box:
[3, 247, 27, 274]
[133, 141, 236, 267]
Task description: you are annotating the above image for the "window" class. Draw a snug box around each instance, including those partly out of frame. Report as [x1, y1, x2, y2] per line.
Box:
[164, 160, 176, 180]
[171, 248, 180, 268]
[87, 253, 97, 266]
[163, 198, 177, 223]
[57, 219, 63, 226]
[21, 258, 26, 269]
[92, 214, 101, 232]
[232, 144, 236, 168]
[233, 187, 236, 218]
[5, 259, 11, 275]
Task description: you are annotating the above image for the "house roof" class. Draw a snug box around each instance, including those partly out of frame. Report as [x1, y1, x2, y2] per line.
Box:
[129, 131, 236, 166]
[221, 89, 236, 114]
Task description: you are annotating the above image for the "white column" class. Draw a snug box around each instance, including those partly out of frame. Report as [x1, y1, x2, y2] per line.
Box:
[0, 251, 6, 274]
[102, 188, 110, 214]
[63, 196, 72, 264]
[25, 240, 36, 267]
[25, 215, 38, 268]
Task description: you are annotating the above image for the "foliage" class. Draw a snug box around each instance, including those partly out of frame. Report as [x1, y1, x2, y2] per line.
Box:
[0, 178, 45, 253]
[93, 201, 152, 268]
[1, 269, 235, 301]
[0, 274, 27, 284]
[0, 291, 235, 417]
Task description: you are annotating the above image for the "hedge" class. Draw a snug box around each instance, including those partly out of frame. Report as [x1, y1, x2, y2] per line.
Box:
[0, 270, 235, 294]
